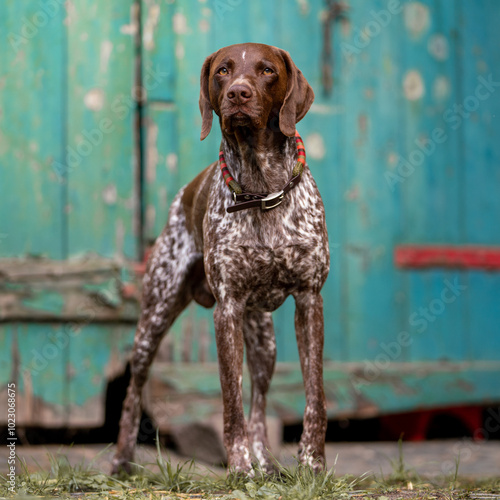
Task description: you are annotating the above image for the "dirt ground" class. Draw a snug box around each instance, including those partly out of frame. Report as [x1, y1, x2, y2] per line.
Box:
[1, 440, 499, 479]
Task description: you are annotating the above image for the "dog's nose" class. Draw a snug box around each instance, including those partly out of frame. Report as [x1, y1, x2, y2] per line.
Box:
[227, 84, 253, 104]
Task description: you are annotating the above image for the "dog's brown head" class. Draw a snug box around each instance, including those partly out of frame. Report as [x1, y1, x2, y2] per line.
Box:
[199, 43, 314, 140]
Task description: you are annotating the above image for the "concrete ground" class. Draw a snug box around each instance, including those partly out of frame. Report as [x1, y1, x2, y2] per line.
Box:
[2, 440, 499, 479]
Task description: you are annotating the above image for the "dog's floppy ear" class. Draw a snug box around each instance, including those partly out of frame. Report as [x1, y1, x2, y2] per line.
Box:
[278, 49, 315, 137]
[199, 54, 214, 141]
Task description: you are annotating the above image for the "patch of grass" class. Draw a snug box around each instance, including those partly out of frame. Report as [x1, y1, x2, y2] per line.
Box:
[1, 439, 500, 500]
[0, 445, 134, 497]
[0, 444, 363, 499]
[228, 461, 366, 500]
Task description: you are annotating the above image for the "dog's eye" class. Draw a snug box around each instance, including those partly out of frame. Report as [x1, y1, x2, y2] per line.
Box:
[217, 67, 228, 75]
[262, 68, 274, 75]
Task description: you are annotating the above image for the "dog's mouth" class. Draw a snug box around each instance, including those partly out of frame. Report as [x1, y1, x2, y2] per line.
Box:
[221, 105, 265, 133]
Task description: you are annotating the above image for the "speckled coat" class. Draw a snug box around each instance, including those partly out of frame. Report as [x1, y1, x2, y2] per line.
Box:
[112, 43, 330, 476]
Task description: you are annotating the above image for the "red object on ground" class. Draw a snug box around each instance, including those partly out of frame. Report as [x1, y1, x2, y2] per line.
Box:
[394, 245, 500, 270]
[379, 406, 484, 441]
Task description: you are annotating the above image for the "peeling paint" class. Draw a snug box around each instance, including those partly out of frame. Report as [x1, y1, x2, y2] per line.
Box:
[115, 219, 125, 257]
[100, 40, 113, 73]
[433, 76, 451, 101]
[403, 70, 425, 101]
[102, 184, 117, 205]
[404, 2, 430, 37]
[143, 4, 160, 50]
[159, 186, 167, 210]
[146, 204, 156, 235]
[84, 88, 105, 111]
[345, 185, 360, 201]
[65, 0, 76, 26]
[428, 34, 449, 61]
[309, 103, 344, 115]
[166, 152, 178, 172]
[173, 12, 189, 35]
[146, 122, 159, 183]
[199, 19, 210, 33]
[176, 41, 185, 60]
[297, 0, 310, 16]
[121, 2, 139, 36]
[358, 114, 368, 133]
[477, 60, 488, 73]
[305, 133, 326, 160]
[387, 152, 398, 168]
[364, 88, 374, 100]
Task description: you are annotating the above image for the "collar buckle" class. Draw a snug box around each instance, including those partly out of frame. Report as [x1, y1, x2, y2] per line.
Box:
[261, 190, 284, 210]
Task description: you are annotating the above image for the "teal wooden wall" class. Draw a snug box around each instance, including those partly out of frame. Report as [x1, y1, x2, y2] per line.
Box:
[1, 0, 499, 427]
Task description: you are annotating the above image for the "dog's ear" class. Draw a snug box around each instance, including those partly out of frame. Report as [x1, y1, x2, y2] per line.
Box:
[199, 54, 214, 141]
[278, 49, 315, 137]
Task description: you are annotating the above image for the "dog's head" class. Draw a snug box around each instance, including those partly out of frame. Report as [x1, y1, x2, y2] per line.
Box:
[199, 43, 314, 140]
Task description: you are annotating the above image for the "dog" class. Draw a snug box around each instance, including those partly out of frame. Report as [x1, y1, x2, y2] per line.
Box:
[112, 42, 330, 475]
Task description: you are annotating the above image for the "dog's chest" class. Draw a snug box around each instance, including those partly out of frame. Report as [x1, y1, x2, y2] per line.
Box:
[203, 171, 330, 309]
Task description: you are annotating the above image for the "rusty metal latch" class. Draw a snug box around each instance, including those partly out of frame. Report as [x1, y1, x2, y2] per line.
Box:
[321, 1, 348, 96]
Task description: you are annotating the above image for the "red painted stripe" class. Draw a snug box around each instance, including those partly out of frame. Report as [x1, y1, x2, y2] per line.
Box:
[394, 246, 500, 270]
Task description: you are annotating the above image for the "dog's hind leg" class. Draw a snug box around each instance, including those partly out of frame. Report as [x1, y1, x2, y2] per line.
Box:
[112, 192, 200, 475]
[294, 291, 327, 472]
[243, 310, 277, 473]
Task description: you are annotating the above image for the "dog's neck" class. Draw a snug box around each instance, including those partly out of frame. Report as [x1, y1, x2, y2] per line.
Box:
[221, 127, 297, 194]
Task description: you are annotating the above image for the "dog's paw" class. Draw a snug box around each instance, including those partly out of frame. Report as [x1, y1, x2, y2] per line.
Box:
[110, 456, 133, 476]
[298, 445, 326, 473]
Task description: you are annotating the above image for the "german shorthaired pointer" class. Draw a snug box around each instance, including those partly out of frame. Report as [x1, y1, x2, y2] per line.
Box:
[112, 43, 330, 475]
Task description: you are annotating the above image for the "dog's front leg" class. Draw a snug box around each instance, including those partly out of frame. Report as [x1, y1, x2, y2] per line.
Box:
[214, 300, 252, 474]
[244, 310, 277, 474]
[294, 291, 327, 472]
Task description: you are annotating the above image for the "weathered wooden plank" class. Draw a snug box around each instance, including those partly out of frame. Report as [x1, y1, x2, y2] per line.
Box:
[174, 0, 219, 180]
[0, 326, 14, 383]
[467, 271, 500, 361]
[67, 324, 134, 426]
[398, 0, 468, 362]
[147, 360, 500, 426]
[0, 0, 66, 259]
[143, 103, 179, 242]
[461, 0, 500, 246]
[461, 0, 500, 362]
[0, 322, 134, 427]
[338, 0, 406, 362]
[272, 2, 347, 363]
[141, 0, 176, 102]
[0, 259, 140, 321]
[3, 323, 68, 426]
[66, 0, 138, 259]
[399, 0, 462, 242]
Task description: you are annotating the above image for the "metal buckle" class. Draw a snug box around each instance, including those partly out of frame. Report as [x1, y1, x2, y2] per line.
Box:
[261, 190, 284, 210]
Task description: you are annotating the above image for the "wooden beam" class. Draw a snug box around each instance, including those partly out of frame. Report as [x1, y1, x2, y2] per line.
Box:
[0, 259, 141, 321]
